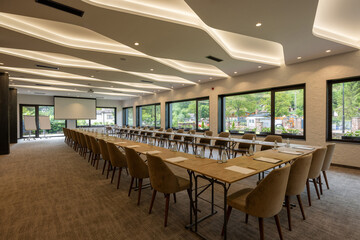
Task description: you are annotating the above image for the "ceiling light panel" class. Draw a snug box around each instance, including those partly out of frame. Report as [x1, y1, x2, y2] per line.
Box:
[82, 0, 284, 65]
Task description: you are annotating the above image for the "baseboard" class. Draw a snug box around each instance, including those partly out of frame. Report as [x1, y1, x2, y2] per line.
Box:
[331, 163, 360, 170]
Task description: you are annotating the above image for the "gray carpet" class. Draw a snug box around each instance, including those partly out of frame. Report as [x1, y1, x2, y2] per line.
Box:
[0, 138, 359, 240]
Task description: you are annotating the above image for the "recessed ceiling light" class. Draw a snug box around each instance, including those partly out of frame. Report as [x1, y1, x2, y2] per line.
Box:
[150, 69, 154, 71]
[258, 66, 262, 69]
[198, 80, 201, 82]
[256, 23, 262, 27]
[234, 72, 237, 74]
[111, 86, 114, 88]
[182, 84, 184, 86]
[0, 63, 3, 65]
[134, 42, 139, 46]
[171, 86, 173, 89]
[326, 49, 331, 53]
[90, 75, 94, 78]
[209, 77, 212, 80]
[297, 56, 302, 59]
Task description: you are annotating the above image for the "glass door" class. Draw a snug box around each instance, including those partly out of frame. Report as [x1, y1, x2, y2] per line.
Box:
[39, 106, 66, 137]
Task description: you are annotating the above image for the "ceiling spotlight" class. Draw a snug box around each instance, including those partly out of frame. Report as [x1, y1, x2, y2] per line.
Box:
[111, 86, 114, 88]
[326, 49, 331, 53]
[0, 62, 3, 65]
[182, 84, 185, 86]
[90, 75, 94, 78]
[256, 23, 262, 27]
[198, 80, 201, 82]
[171, 86, 174, 89]
[234, 71, 238, 74]
[297, 56, 302, 59]
[258, 66, 262, 69]
[134, 42, 139, 46]
[209, 77, 212, 80]
[150, 69, 154, 71]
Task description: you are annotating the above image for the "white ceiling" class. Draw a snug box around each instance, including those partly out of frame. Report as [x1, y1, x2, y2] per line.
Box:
[0, 0, 359, 99]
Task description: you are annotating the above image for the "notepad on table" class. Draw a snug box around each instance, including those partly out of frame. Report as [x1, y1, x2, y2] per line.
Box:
[253, 157, 282, 164]
[166, 157, 188, 163]
[225, 166, 256, 174]
[278, 150, 303, 155]
[146, 150, 162, 155]
[127, 145, 140, 148]
[292, 146, 315, 150]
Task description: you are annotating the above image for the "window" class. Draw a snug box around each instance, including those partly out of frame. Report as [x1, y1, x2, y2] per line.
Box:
[219, 84, 305, 139]
[327, 77, 360, 142]
[123, 107, 134, 126]
[166, 97, 209, 131]
[76, 107, 116, 127]
[136, 103, 161, 128]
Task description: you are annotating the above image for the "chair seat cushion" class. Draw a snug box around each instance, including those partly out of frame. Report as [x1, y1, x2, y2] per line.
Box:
[227, 188, 253, 212]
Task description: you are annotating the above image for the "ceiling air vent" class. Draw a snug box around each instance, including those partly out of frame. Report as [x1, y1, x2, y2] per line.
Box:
[35, 84, 52, 87]
[206, 55, 223, 62]
[141, 80, 153, 83]
[35, 0, 84, 17]
[112, 91, 122, 93]
[36, 64, 59, 70]
[34, 92, 46, 95]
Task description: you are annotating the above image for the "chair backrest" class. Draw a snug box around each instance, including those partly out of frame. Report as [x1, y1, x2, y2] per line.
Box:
[261, 135, 283, 151]
[174, 129, 184, 140]
[79, 133, 87, 147]
[184, 129, 196, 141]
[89, 136, 101, 154]
[200, 130, 213, 144]
[146, 154, 180, 194]
[106, 142, 127, 167]
[246, 164, 291, 218]
[308, 147, 327, 179]
[322, 143, 335, 171]
[237, 133, 256, 149]
[163, 128, 173, 139]
[155, 128, 163, 137]
[214, 132, 230, 146]
[84, 135, 92, 150]
[124, 147, 149, 179]
[98, 139, 110, 161]
[286, 154, 313, 196]
[149, 127, 155, 130]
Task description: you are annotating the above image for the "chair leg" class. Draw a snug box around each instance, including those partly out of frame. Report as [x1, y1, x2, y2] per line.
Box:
[149, 189, 157, 214]
[274, 214, 283, 240]
[318, 175, 323, 195]
[258, 217, 264, 240]
[245, 213, 249, 224]
[128, 177, 134, 197]
[209, 149, 213, 158]
[312, 178, 321, 199]
[88, 151, 92, 162]
[164, 194, 170, 227]
[96, 155, 100, 170]
[117, 167, 122, 189]
[285, 195, 292, 231]
[137, 178, 143, 206]
[106, 163, 111, 179]
[102, 160, 107, 175]
[173, 193, 177, 203]
[306, 179, 312, 206]
[296, 195, 306, 220]
[323, 171, 330, 189]
[221, 206, 232, 236]
[111, 167, 116, 184]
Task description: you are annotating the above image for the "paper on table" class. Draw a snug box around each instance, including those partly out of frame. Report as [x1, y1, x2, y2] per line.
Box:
[225, 166, 256, 174]
[146, 150, 162, 155]
[278, 150, 303, 155]
[166, 157, 188, 163]
[127, 145, 140, 148]
[292, 146, 315, 150]
[253, 157, 282, 164]
[116, 141, 127, 144]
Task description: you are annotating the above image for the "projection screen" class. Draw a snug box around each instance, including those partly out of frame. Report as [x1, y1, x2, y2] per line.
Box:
[54, 97, 96, 120]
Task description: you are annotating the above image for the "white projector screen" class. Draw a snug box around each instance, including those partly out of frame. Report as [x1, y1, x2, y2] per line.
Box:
[54, 97, 96, 120]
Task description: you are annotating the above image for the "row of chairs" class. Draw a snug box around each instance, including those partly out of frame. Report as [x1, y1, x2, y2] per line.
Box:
[63, 128, 335, 238]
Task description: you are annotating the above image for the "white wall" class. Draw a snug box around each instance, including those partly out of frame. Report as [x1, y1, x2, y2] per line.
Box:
[122, 50, 360, 168]
[17, 95, 123, 137]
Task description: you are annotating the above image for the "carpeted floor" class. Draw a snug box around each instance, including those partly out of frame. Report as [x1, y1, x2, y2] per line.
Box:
[0, 138, 359, 240]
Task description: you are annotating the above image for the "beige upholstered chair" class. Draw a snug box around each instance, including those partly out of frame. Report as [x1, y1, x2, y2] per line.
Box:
[209, 132, 230, 158]
[285, 154, 312, 230]
[261, 135, 282, 151]
[124, 147, 150, 205]
[107, 142, 128, 189]
[149, 127, 163, 145]
[179, 130, 196, 153]
[159, 128, 173, 148]
[146, 154, 192, 227]
[306, 147, 327, 206]
[89, 136, 101, 169]
[194, 130, 213, 153]
[233, 133, 256, 157]
[320, 143, 335, 193]
[168, 129, 184, 150]
[84, 135, 93, 162]
[98, 139, 111, 176]
[223, 164, 290, 239]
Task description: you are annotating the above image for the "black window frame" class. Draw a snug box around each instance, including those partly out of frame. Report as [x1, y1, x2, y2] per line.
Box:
[219, 84, 306, 139]
[122, 106, 134, 127]
[165, 97, 210, 132]
[76, 106, 117, 128]
[326, 76, 360, 143]
[136, 103, 161, 129]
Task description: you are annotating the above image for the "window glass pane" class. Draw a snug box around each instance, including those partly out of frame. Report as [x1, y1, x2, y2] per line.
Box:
[22, 106, 36, 138]
[155, 104, 161, 128]
[77, 120, 89, 127]
[224, 92, 271, 134]
[275, 89, 304, 136]
[170, 100, 196, 130]
[39, 106, 65, 136]
[331, 81, 360, 140]
[198, 99, 210, 130]
[140, 105, 155, 127]
[91, 108, 115, 126]
[127, 107, 134, 126]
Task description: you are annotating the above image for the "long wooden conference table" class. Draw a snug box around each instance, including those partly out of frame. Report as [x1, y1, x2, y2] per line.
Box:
[80, 130, 318, 239]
